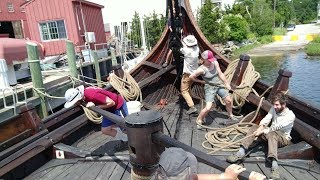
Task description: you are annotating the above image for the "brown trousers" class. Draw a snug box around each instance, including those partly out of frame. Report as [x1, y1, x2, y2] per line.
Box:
[241, 125, 289, 160]
[181, 74, 194, 108]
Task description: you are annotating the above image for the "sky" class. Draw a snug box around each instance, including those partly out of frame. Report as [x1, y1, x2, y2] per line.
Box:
[88, 0, 236, 29]
[88, 0, 202, 25]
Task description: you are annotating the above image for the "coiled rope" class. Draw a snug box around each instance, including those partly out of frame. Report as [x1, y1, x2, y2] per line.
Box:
[217, 59, 260, 109]
[198, 97, 265, 154]
[131, 169, 152, 180]
[109, 70, 142, 102]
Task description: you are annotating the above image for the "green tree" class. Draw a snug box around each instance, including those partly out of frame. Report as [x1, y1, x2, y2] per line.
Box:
[130, 12, 142, 48]
[223, 14, 249, 42]
[251, 0, 273, 36]
[198, 0, 229, 43]
[293, 0, 317, 23]
[144, 11, 166, 48]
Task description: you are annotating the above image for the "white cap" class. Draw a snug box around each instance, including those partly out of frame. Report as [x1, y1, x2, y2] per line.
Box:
[64, 85, 84, 108]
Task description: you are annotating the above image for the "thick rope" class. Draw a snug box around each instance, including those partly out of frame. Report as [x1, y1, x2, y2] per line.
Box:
[217, 59, 260, 109]
[81, 105, 102, 124]
[198, 97, 265, 154]
[109, 71, 142, 102]
[131, 169, 152, 180]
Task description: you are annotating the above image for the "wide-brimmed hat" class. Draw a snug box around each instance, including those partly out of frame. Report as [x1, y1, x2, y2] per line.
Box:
[183, 35, 197, 47]
[201, 50, 216, 62]
[64, 85, 84, 108]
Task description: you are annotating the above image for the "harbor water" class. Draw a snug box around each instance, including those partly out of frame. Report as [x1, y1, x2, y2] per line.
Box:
[251, 51, 320, 107]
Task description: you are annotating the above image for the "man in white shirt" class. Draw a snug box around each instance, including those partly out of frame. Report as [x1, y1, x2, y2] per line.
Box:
[180, 35, 200, 115]
[226, 93, 295, 180]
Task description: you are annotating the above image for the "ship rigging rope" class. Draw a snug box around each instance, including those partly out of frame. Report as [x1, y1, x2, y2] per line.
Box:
[81, 105, 103, 124]
[217, 59, 261, 109]
[109, 70, 142, 102]
[197, 97, 265, 154]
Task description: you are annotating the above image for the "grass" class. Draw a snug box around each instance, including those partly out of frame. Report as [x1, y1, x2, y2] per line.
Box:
[273, 28, 287, 36]
[305, 43, 320, 56]
[305, 36, 320, 56]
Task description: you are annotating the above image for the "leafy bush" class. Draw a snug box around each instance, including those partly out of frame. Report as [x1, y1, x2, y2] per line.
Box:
[273, 28, 287, 36]
[223, 14, 250, 42]
[258, 35, 273, 44]
[250, 0, 273, 36]
[312, 36, 320, 43]
[305, 43, 320, 56]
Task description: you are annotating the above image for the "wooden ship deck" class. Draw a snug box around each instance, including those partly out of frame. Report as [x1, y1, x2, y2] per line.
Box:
[25, 98, 320, 180]
[1, 0, 320, 179]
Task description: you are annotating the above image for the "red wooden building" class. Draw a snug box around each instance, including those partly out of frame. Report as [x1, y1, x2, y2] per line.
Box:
[21, 0, 105, 56]
[0, 0, 30, 39]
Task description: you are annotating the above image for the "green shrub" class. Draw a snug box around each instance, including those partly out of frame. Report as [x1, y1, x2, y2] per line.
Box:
[305, 43, 320, 56]
[223, 14, 250, 42]
[273, 28, 287, 35]
[312, 36, 320, 43]
[258, 35, 273, 44]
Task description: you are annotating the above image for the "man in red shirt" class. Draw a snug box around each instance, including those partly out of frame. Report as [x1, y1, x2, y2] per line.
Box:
[64, 85, 128, 142]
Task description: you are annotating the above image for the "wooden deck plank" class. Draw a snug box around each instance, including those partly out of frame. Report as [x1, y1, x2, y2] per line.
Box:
[243, 163, 264, 175]
[76, 131, 102, 149]
[197, 162, 222, 174]
[54, 162, 93, 180]
[279, 166, 296, 180]
[257, 163, 272, 179]
[108, 162, 129, 180]
[79, 162, 106, 180]
[35, 164, 73, 180]
[176, 117, 192, 145]
[284, 166, 317, 180]
[28, 164, 73, 180]
[309, 171, 320, 180]
[95, 162, 118, 180]
[120, 163, 132, 180]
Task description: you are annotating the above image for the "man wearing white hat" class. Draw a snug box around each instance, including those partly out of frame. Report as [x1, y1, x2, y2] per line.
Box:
[180, 35, 200, 115]
[64, 85, 128, 142]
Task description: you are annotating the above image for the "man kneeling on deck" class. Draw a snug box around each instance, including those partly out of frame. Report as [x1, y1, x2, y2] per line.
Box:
[226, 93, 295, 180]
[150, 147, 266, 180]
[64, 85, 128, 144]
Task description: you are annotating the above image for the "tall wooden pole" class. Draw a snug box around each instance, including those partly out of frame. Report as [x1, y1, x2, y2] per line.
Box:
[27, 42, 48, 118]
[66, 40, 78, 78]
[93, 51, 102, 87]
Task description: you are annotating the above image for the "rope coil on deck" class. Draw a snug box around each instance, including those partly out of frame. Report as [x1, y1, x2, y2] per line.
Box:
[199, 97, 265, 154]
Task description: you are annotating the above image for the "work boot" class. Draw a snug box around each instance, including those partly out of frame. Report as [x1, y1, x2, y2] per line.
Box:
[186, 106, 197, 115]
[270, 167, 280, 180]
[226, 153, 245, 163]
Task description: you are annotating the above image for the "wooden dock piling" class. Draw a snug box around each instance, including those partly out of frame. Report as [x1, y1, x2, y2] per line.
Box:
[66, 40, 79, 78]
[27, 42, 48, 118]
[93, 51, 102, 87]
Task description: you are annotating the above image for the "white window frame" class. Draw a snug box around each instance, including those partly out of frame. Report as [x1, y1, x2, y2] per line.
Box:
[38, 20, 67, 42]
[7, 3, 14, 12]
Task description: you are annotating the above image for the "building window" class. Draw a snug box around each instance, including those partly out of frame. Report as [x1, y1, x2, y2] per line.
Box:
[7, 3, 14, 12]
[39, 20, 67, 41]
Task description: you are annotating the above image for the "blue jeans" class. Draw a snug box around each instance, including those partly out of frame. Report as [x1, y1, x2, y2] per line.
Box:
[101, 101, 128, 127]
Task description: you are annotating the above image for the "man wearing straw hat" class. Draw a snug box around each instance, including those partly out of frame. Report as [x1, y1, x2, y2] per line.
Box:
[180, 35, 200, 115]
[64, 85, 128, 142]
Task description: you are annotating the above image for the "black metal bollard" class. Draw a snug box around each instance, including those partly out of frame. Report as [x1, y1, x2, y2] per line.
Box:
[125, 110, 164, 178]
